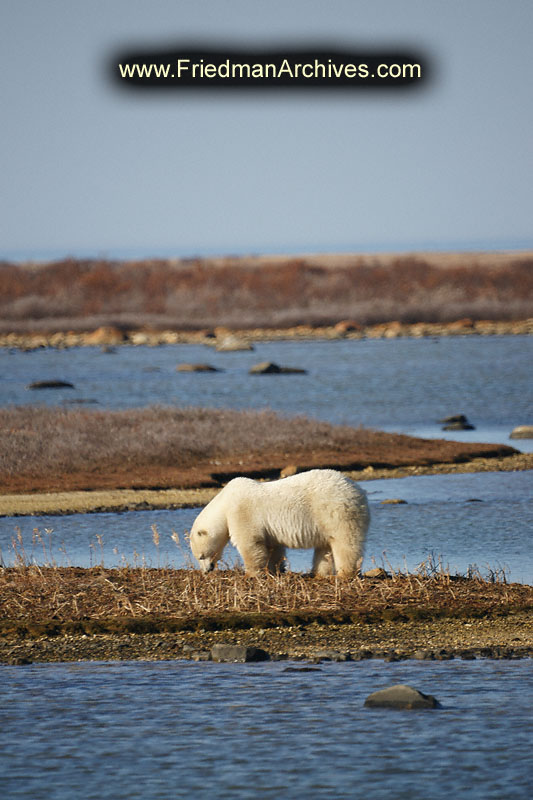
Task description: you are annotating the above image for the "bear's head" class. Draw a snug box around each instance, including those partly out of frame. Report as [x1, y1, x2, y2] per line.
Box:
[189, 510, 229, 573]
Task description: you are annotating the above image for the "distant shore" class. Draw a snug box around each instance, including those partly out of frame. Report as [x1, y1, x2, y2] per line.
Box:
[1, 317, 532, 350]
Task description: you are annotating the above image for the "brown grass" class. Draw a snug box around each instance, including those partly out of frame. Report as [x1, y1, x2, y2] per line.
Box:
[0, 406, 517, 493]
[1, 561, 531, 638]
[1, 252, 532, 332]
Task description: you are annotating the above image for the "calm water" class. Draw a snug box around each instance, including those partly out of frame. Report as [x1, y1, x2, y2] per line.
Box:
[1, 658, 532, 800]
[2, 471, 532, 582]
[1, 336, 532, 448]
[1, 336, 533, 799]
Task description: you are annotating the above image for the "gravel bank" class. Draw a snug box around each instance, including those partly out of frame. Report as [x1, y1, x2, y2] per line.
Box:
[2, 611, 532, 665]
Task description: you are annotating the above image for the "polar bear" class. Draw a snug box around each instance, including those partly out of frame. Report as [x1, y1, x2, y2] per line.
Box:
[189, 469, 370, 577]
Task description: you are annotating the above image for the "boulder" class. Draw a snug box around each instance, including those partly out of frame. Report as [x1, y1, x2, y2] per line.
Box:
[364, 684, 441, 710]
[334, 320, 363, 335]
[440, 413, 475, 430]
[210, 644, 270, 663]
[510, 425, 533, 439]
[85, 326, 127, 345]
[27, 380, 75, 390]
[363, 567, 389, 579]
[176, 363, 222, 372]
[249, 361, 307, 375]
[215, 336, 254, 352]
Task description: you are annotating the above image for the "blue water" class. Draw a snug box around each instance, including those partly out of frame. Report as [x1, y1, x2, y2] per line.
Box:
[0, 658, 532, 800]
[1, 335, 533, 799]
[1, 336, 532, 448]
[2, 470, 532, 582]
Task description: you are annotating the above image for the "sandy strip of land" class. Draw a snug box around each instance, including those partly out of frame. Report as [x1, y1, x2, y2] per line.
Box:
[1, 453, 532, 517]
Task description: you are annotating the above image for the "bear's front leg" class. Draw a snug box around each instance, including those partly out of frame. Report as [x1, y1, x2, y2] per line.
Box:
[238, 539, 271, 575]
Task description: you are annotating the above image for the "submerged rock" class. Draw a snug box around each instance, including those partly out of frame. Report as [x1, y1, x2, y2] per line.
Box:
[440, 413, 475, 431]
[364, 684, 441, 710]
[249, 361, 307, 374]
[176, 363, 222, 372]
[27, 380, 75, 390]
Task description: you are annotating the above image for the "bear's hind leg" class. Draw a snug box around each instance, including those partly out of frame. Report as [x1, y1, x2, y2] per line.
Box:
[312, 546, 334, 576]
[266, 544, 286, 574]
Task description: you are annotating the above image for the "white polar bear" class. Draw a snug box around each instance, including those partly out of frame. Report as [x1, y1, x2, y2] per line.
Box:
[189, 469, 370, 577]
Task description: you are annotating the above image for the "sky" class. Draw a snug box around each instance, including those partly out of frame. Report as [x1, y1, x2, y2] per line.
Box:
[1, 0, 532, 260]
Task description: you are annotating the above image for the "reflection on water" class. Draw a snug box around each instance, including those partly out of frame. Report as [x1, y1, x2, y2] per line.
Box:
[2, 471, 532, 582]
[0, 658, 532, 800]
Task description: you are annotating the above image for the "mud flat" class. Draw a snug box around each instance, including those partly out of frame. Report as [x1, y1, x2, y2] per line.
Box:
[1, 452, 531, 517]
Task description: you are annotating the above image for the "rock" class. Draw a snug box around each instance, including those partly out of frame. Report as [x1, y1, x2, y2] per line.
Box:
[249, 362, 307, 375]
[364, 684, 441, 710]
[412, 650, 436, 660]
[283, 666, 323, 673]
[440, 413, 475, 430]
[334, 320, 363, 335]
[176, 363, 222, 372]
[510, 425, 533, 439]
[85, 326, 127, 345]
[439, 414, 469, 425]
[280, 464, 300, 478]
[210, 644, 270, 663]
[363, 567, 389, 579]
[215, 336, 254, 352]
[312, 650, 350, 662]
[380, 498, 407, 505]
[26, 380, 75, 390]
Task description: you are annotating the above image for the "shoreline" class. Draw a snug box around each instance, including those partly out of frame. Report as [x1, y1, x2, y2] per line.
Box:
[1, 317, 532, 350]
[1, 453, 532, 517]
[2, 611, 532, 665]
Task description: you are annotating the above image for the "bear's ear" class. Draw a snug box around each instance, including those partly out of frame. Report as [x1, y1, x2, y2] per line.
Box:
[196, 529, 208, 537]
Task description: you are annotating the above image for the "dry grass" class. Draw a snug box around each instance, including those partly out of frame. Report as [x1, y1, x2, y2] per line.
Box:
[0, 406, 516, 494]
[1, 252, 532, 332]
[1, 557, 531, 637]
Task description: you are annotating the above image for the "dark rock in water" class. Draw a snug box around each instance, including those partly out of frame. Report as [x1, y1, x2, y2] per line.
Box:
[440, 413, 475, 430]
[249, 361, 307, 375]
[27, 380, 75, 390]
[210, 644, 270, 663]
[510, 425, 533, 439]
[364, 684, 441, 710]
[313, 650, 350, 662]
[176, 363, 222, 372]
[283, 666, 323, 673]
[439, 414, 469, 424]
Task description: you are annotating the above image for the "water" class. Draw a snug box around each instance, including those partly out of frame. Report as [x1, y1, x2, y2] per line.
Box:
[2, 470, 532, 582]
[1, 336, 532, 448]
[1, 334, 532, 799]
[1, 658, 532, 800]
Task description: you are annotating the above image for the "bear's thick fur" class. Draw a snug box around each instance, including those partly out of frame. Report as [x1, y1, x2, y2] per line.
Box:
[189, 468, 370, 576]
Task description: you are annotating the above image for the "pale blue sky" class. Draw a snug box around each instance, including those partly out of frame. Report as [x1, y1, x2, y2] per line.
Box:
[1, 0, 532, 260]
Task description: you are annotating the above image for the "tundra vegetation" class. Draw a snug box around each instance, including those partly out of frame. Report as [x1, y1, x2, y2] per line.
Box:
[1, 251, 532, 332]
